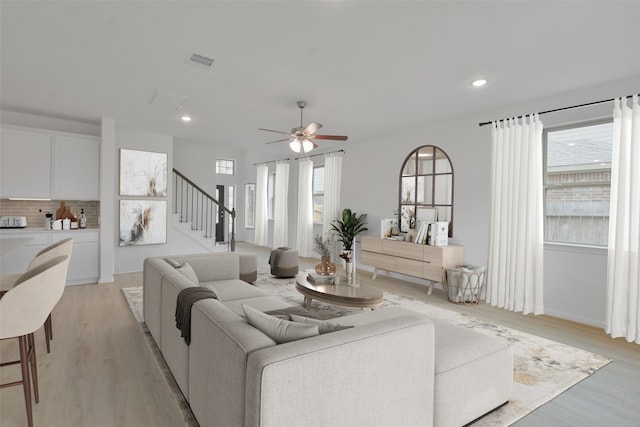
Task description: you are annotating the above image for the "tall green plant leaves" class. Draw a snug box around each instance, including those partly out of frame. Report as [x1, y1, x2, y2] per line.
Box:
[331, 208, 368, 250]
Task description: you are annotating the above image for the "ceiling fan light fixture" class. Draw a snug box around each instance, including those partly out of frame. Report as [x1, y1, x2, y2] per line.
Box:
[302, 138, 316, 153]
[289, 139, 302, 153]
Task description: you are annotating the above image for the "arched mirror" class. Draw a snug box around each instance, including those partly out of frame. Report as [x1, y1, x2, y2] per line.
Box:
[399, 145, 454, 237]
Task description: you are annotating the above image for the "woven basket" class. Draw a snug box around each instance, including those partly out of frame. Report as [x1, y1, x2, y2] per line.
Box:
[445, 265, 486, 305]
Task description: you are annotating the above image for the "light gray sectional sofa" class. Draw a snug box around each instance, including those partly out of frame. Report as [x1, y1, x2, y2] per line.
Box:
[143, 252, 513, 427]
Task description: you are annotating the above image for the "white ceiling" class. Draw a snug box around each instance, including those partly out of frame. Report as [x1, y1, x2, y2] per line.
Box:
[2, 1, 640, 154]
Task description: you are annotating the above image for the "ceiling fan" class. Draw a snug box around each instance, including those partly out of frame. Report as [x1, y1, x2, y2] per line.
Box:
[260, 101, 348, 153]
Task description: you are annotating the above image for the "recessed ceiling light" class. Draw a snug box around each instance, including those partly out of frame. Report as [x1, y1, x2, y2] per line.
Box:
[180, 115, 192, 122]
[472, 79, 487, 87]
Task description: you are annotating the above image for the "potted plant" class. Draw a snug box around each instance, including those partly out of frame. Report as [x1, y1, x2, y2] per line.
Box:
[331, 209, 368, 284]
[331, 208, 368, 251]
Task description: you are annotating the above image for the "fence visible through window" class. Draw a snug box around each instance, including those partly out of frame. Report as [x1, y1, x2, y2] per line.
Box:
[544, 121, 613, 246]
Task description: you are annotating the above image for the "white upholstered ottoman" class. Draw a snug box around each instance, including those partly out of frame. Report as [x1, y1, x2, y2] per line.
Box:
[433, 321, 513, 427]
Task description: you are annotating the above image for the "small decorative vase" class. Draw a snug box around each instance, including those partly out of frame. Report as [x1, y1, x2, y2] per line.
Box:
[315, 256, 336, 276]
[345, 261, 354, 285]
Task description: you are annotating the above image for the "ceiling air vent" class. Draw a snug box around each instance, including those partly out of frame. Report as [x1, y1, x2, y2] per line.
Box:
[187, 52, 215, 69]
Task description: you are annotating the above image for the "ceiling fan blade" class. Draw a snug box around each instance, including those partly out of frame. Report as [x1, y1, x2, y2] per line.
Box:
[303, 122, 322, 136]
[265, 138, 291, 144]
[314, 134, 349, 141]
[259, 128, 290, 135]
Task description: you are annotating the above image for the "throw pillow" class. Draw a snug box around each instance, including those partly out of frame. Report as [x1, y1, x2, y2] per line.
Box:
[164, 258, 182, 268]
[176, 262, 199, 284]
[290, 314, 354, 334]
[242, 305, 319, 344]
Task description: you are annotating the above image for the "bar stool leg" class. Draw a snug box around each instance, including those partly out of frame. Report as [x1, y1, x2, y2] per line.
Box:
[44, 314, 52, 353]
[27, 333, 39, 403]
[19, 335, 34, 427]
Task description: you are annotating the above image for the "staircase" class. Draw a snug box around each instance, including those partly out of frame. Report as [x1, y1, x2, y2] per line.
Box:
[172, 168, 236, 252]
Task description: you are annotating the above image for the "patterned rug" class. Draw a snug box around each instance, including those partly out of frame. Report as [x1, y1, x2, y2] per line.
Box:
[122, 273, 610, 427]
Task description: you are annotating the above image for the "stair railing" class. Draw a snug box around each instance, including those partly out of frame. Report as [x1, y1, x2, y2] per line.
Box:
[173, 168, 236, 251]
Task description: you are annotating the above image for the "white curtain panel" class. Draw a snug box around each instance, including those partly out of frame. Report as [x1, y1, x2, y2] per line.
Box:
[487, 114, 544, 315]
[606, 95, 640, 344]
[296, 157, 314, 257]
[254, 164, 269, 247]
[322, 152, 343, 240]
[273, 160, 290, 248]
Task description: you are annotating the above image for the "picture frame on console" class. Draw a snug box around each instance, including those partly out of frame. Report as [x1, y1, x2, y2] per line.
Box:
[417, 206, 437, 223]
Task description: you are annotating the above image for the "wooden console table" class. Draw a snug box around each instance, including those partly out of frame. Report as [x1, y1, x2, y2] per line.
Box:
[360, 236, 464, 294]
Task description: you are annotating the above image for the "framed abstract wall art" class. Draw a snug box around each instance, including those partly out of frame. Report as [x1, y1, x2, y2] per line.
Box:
[119, 200, 167, 246]
[120, 148, 167, 196]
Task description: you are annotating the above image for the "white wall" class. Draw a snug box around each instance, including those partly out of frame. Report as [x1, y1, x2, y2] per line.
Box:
[342, 74, 640, 327]
[173, 138, 251, 242]
[112, 126, 197, 273]
[4, 73, 638, 326]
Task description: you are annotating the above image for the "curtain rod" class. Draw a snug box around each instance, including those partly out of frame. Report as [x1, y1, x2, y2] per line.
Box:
[294, 149, 345, 161]
[478, 93, 638, 127]
[253, 157, 290, 166]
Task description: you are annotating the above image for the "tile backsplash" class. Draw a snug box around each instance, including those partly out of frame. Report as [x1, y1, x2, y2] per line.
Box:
[0, 199, 100, 229]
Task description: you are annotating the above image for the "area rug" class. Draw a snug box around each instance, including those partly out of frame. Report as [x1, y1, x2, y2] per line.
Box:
[122, 274, 610, 427]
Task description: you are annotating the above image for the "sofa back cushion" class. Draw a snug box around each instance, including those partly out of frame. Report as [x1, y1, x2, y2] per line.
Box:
[176, 262, 199, 284]
[171, 253, 240, 282]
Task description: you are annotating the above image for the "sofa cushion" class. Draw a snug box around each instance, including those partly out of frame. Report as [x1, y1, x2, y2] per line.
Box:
[164, 257, 182, 268]
[163, 257, 199, 284]
[176, 262, 199, 284]
[433, 321, 510, 374]
[289, 314, 354, 334]
[432, 320, 513, 427]
[201, 279, 266, 302]
[223, 296, 292, 316]
[242, 305, 319, 344]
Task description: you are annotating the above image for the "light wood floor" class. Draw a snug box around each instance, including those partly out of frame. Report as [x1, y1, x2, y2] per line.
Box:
[1, 242, 638, 427]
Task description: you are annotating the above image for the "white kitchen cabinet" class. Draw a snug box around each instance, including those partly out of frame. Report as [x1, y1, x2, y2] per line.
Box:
[0, 125, 100, 200]
[0, 127, 52, 199]
[0, 229, 99, 286]
[52, 134, 100, 200]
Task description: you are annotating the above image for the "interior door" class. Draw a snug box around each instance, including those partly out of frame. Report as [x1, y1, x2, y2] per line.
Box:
[215, 185, 225, 243]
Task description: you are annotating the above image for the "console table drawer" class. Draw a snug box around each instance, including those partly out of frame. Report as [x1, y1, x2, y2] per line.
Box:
[397, 258, 423, 277]
[423, 263, 444, 282]
[361, 236, 382, 252]
[423, 246, 444, 264]
[361, 251, 397, 272]
[382, 239, 423, 261]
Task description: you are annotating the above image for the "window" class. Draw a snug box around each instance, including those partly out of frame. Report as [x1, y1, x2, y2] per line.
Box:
[267, 172, 275, 220]
[313, 166, 325, 223]
[216, 158, 235, 175]
[544, 120, 613, 246]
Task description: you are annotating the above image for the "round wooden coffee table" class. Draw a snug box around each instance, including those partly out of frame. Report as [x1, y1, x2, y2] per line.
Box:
[295, 274, 384, 310]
